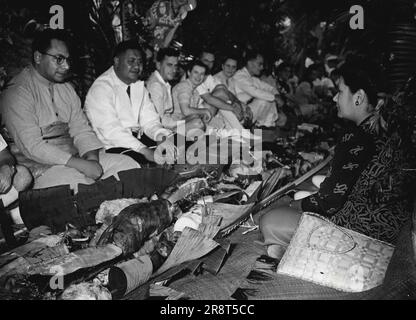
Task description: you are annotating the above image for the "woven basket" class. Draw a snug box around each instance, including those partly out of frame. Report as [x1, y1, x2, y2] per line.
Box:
[277, 212, 395, 292]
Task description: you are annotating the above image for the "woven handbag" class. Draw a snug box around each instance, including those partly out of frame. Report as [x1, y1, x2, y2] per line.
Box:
[276, 212, 395, 292]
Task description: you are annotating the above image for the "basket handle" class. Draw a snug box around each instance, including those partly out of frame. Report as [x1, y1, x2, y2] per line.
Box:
[305, 212, 357, 254]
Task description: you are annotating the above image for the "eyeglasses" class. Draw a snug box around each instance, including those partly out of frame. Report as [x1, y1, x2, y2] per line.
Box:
[41, 52, 71, 66]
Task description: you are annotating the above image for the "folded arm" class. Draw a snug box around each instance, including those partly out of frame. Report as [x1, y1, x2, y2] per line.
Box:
[234, 73, 277, 102]
[2, 86, 73, 165]
[176, 88, 211, 121]
[301, 131, 375, 216]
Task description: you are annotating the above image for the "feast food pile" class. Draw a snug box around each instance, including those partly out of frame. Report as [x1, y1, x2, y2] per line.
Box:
[0, 125, 334, 300]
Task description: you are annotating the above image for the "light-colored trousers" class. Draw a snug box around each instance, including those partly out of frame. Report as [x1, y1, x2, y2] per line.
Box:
[248, 99, 279, 127]
[34, 151, 139, 193]
[206, 109, 244, 132]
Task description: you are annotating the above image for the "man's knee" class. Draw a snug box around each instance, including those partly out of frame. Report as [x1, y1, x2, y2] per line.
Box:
[250, 99, 270, 109]
[100, 153, 140, 179]
[34, 166, 91, 191]
[211, 85, 230, 100]
[13, 165, 33, 191]
[187, 117, 206, 131]
[276, 111, 288, 127]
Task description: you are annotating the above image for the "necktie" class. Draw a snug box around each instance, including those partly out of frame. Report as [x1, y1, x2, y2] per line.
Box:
[126, 85, 131, 99]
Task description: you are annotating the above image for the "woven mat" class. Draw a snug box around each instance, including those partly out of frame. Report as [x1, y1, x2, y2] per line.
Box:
[125, 210, 416, 300]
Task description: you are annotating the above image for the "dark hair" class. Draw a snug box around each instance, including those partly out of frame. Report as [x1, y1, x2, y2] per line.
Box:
[302, 64, 320, 83]
[337, 62, 378, 106]
[32, 29, 71, 55]
[221, 54, 239, 66]
[199, 49, 215, 60]
[276, 62, 292, 74]
[156, 48, 179, 62]
[244, 50, 263, 65]
[113, 40, 145, 60]
[187, 59, 208, 73]
[329, 68, 341, 81]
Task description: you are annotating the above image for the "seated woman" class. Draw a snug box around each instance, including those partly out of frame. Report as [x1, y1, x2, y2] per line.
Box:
[259, 61, 413, 259]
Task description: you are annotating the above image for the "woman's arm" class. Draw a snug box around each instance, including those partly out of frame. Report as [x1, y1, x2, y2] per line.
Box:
[301, 129, 376, 216]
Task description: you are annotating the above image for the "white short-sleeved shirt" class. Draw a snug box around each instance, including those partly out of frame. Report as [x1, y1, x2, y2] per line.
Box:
[0, 134, 8, 152]
[196, 75, 221, 96]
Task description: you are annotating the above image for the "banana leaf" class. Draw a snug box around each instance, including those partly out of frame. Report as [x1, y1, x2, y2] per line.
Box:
[154, 227, 219, 277]
[26, 244, 122, 276]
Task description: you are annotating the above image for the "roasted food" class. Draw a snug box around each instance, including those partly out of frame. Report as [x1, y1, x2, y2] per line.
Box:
[97, 199, 176, 256]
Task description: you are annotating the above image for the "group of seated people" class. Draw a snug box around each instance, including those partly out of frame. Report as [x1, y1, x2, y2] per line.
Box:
[0, 29, 291, 226]
[0, 29, 412, 258]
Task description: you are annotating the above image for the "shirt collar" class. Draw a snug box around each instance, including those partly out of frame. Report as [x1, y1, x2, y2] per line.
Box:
[186, 78, 197, 90]
[242, 67, 251, 77]
[110, 66, 133, 89]
[154, 71, 171, 88]
[29, 65, 56, 88]
[220, 71, 231, 81]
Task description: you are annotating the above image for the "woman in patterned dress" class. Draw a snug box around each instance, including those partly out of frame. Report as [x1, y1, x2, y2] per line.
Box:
[259, 61, 414, 259]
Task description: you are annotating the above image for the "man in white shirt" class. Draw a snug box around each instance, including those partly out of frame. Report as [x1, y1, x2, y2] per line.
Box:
[85, 41, 174, 166]
[233, 51, 284, 128]
[146, 48, 204, 134]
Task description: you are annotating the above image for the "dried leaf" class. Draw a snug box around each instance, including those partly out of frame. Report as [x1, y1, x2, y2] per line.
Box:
[26, 244, 122, 276]
[155, 228, 219, 276]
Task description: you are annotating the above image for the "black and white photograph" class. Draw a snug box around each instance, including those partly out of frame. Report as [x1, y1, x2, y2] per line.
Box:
[0, 0, 415, 306]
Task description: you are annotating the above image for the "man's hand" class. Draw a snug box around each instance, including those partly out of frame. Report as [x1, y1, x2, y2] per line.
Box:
[79, 160, 103, 180]
[275, 94, 285, 108]
[232, 101, 244, 121]
[155, 135, 177, 165]
[200, 109, 212, 123]
[67, 157, 103, 180]
[0, 164, 15, 194]
[140, 147, 155, 163]
[243, 104, 253, 122]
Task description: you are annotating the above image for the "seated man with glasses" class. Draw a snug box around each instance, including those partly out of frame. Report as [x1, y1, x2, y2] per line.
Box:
[0, 29, 139, 193]
[40, 51, 71, 68]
